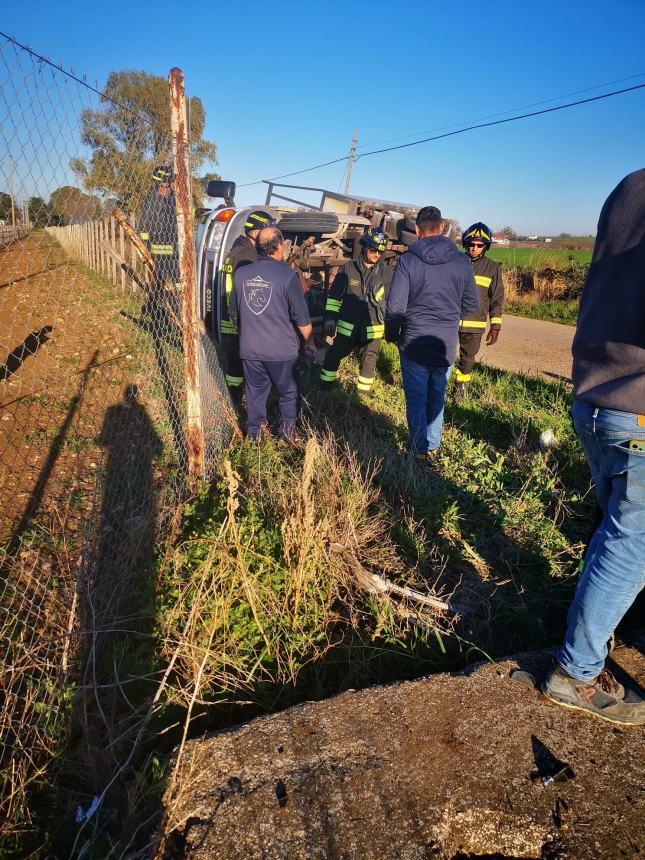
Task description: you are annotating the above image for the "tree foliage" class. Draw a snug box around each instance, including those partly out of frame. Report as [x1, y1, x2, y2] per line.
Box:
[49, 186, 103, 225]
[0, 192, 13, 222]
[71, 70, 218, 213]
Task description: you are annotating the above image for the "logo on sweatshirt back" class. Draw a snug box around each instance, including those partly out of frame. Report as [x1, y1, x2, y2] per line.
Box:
[243, 275, 272, 315]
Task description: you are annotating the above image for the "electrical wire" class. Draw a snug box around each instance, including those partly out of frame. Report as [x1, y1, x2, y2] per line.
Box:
[355, 72, 645, 150]
[237, 80, 645, 188]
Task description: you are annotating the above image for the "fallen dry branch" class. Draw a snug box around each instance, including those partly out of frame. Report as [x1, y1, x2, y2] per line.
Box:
[329, 542, 452, 613]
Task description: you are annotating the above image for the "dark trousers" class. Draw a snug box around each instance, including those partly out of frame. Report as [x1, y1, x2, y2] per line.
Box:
[243, 358, 300, 440]
[455, 330, 484, 382]
[222, 334, 244, 388]
[321, 332, 382, 391]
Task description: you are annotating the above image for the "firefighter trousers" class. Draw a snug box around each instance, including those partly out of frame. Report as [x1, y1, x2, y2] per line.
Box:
[320, 329, 383, 393]
[222, 334, 244, 388]
[455, 330, 484, 383]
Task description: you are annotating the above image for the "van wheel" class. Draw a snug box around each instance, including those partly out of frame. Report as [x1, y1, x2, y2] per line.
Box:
[277, 212, 340, 233]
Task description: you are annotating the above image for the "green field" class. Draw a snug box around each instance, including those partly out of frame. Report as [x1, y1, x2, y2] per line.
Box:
[487, 246, 592, 268]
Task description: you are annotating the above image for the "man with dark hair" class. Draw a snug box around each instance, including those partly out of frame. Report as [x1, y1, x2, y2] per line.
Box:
[229, 227, 313, 442]
[320, 227, 392, 395]
[220, 209, 276, 396]
[540, 169, 645, 726]
[385, 206, 478, 460]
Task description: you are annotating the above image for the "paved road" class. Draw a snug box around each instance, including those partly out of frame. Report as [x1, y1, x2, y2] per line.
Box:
[477, 313, 574, 384]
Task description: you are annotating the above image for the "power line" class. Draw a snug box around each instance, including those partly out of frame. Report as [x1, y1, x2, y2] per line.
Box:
[235, 80, 645, 189]
[355, 72, 645, 150]
[353, 82, 645, 162]
[0, 31, 170, 133]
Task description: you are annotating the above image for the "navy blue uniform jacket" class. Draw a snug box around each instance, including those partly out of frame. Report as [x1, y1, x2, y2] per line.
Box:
[230, 257, 310, 361]
[385, 236, 478, 367]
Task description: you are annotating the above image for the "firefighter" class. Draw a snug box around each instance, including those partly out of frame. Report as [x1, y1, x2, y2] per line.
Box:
[320, 227, 392, 395]
[454, 222, 504, 400]
[220, 210, 276, 394]
[138, 165, 179, 288]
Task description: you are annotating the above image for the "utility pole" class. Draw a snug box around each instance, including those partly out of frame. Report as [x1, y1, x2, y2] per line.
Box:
[8, 159, 16, 227]
[344, 128, 358, 195]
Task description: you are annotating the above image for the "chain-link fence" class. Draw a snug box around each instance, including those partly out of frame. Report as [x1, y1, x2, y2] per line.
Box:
[0, 35, 232, 849]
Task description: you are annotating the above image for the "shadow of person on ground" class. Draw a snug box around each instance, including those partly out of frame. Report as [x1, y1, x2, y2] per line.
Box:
[1, 325, 53, 382]
[75, 383, 163, 796]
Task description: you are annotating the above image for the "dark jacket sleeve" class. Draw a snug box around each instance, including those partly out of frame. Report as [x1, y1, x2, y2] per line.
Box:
[228, 275, 240, 327]
[138, 193, 154, 245]
[460, 266, 479, 319]
[488, 261, 504, 328]
[384, 255, 410, 342]
[324, 265, 349, 320]
[286, 272, 311, 326]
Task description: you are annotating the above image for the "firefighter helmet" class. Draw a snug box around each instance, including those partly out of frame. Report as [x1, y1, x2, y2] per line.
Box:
[243, 210, 276, 234]
[361, 227, 388, 252]
[462, 222, 492, 250]
[152, 165, 174, 183]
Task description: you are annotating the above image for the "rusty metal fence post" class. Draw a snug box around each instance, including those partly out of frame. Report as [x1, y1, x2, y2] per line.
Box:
[169, 66, 205, 479]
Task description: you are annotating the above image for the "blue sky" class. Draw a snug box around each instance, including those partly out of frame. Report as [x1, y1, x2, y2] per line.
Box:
[3, 0, 645, 234]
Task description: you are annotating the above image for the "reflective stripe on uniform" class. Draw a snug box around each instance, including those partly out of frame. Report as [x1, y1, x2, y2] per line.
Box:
[139, 232, 150, 240]
[337, 320, 354, 337]
[320, 368, 338, 382]
[490, 316, 502, 325]
[325, 297, 342, 313]
[454, 370, 471, 382]
[374, 285, 385, 302]
[357, 375, 374, 391]
[365, 324, 385, 340]
[460, 320, 487, 329]
[225, 272, 233, 296]
[475, 275, 492, 288]
[225, 374, 244, 387]
[221, 320, 238, 334]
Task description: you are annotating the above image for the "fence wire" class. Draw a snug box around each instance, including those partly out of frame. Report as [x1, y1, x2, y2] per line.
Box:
[0, 35, 232, 850]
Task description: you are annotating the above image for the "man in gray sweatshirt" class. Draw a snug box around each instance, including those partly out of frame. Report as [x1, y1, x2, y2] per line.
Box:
[541, 169, 645, 726]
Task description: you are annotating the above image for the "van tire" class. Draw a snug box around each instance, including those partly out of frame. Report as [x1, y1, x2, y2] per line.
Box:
[277, 212, 339, 233]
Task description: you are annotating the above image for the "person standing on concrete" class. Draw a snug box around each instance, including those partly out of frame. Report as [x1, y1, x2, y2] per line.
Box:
[453, 222, 504, 401]
[541, 169, 645, 726]
[229, 226, 313, 442]
[385, 206, 478, 460]
[220, 210, 276, 396]
[320, 227, 392, 396]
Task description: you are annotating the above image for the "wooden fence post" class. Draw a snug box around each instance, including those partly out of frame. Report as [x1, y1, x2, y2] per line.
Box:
[169, 66, 205, 479]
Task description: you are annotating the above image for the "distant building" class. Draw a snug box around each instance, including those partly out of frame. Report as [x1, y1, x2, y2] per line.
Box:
[492, 234, 510, 245]
[527, 234, 538, 241]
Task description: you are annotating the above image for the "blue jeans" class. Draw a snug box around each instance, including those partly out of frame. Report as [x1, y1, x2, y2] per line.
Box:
[399, 351, 453, 454]
[557, 399, 645, 681]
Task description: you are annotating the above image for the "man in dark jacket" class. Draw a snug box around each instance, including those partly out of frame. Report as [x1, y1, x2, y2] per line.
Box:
[229, 227, 313, 442]
[385, 206, 478, 459]
[320, 227, 393, 395]
[220, 210, 275, 394]
[454, 222, 504, 401]
[541, 170, 645, 726]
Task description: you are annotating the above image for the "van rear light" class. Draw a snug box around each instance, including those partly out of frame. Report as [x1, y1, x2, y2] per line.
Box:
[214, 208, 236, 222]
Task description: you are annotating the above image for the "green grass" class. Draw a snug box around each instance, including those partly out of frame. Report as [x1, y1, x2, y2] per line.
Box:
[487, 246, 592, 267]
[505, 298, 579, 326]
[157, 347, 593, 721]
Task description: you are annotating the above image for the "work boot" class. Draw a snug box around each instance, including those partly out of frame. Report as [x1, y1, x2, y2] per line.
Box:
[541, 661, 645, 726]
[453, 382, 467, 402]
[229, 386, 244, 407]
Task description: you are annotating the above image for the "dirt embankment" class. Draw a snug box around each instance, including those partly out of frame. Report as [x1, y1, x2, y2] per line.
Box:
[160, 645, 644, 859]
